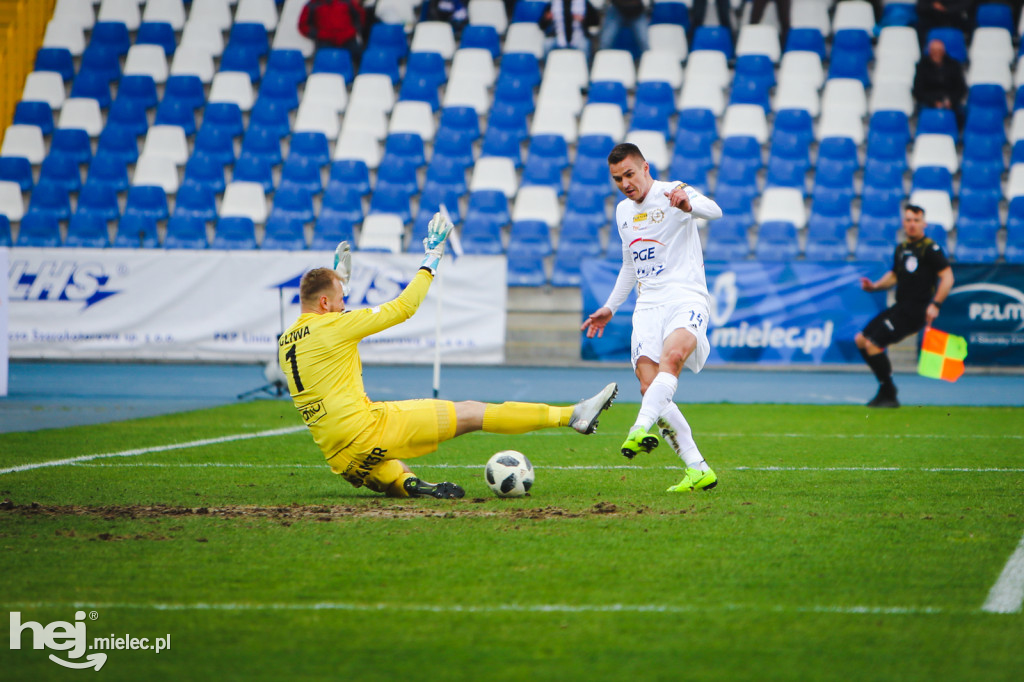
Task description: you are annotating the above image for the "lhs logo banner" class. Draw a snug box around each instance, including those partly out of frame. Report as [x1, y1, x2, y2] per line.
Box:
[941, 264, 1024, 366]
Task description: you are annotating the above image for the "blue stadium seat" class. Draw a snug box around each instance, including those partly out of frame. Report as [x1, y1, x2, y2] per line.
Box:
[755, 221, 800, 260]
[193, 126, 236, 166]
[855, 215, 900, 261]
[118, 75, 158, 111]
[766, 125, 811, 190]
[213, 216, 258, 250]
[50, 129, 92, 165]
[0, 215, 9, 247]
[784, 28, 826, 59]
[589, 81, 629, 112]
[513, 0, 547, 22]
[635, 81, 676, 119]
[311, 214, 355, 250]
[232, 154, 275, 193]
[728, 76, 771, 112]
[976, 2, 1014, 31]
[124, 185, 168, 222]
[525, 134, 569, 169]
[202, 102, 244, 138]
[360, 47, 402, 84]
[962, 133, 1005, 175]
[806, 195, 852, 261]
[136, 21, 176, 56]
[964, 108, 1006, 147]
[958, 162, 1002, 205]
[241, 126, 283, 166]
[262, 71, 303, 111]
[279, 156, 324, 195]
[419, 184, 463, 223]
[868, 110, 911, 151]
[954, 196, 1000, 262]
[719, 136, 762, 175]
[466, 189, 511, 228]
[405, 51, 447, 88]
[880, 1, 917, 26]
[164, 74, 206, 110]
[1006, 198, 1024, 263]
[368, 22, 410, 60]
[926, 28, 966, 62]
[630, 102, 673, 138]
[508, 219, 552, 257]
[461, 217, 505, 254]
[114, 213, 159, 248]
[90, 21, 131, 56]
[183, 153, 227, 194]
[249, 99, 291, 139]
[13, 101, 54, 135]
[65, 212, 110, 248]
[266, 49, 308, 86]
[677, 108, 718, 147]
[577, 134, 617, 162]
[173, 185, 218, 222]
[376, 157, 420, 195]
[75, 182, 120, 221]
[229, 22, 270, 57]
[34, 47, 74, 81]
[551, 248, 588, 287]
[716, 155, 758, 197]
[311, 48, 354, 83]
[831, 28, 873, 63]
[735, 54, 776, 91]
[69, 71, 112, 108]
[86, 155, 129, 193]
[262, 216, 307, 250]
[38, 155, 81, 193]
[290, 132, 331, 167]
[15, 213, 61, 247]
[864, 137, 907, 180]
[80, 45, 121, 83]
[569, 159, 615, 202]
[827, 49, 870, 87]
[558, 213, 603, 257]
[164, 216, 209, 249]
[27, 183, 72, 221]
[691, 26, 733, 59]
[774, 109, 815, 148]
[439, 106, 481, 143]
[220, 43, 263, 82]
[563, 193, 607, 235]
[107, 97, 149, 137]
[813, 158, 856, 204]
[605, 224, 624, 259]
[713, 181, 758, 220]
[433, 127, 476, 169]
[497, 52, 541, 90]
[969, 84, 1009, 115]
[916, 107, 958, 140]
[321, 183, 365, 224]
[368, 185, 412, 224]
[924, 224, 948, 251]
[489, 102, 530, 142]
[911, 166, 953, 196]
[704, 216, 751, 260]
[424, 156, 469, 197]
[405, 210, 433, 253]
[329, 160, 371, 195]
[460, 24, 500, 58]
[0, 156, 33, 191]
[817, 137, 859, 173]
[383, 132, 426, 167]
[506, 251, 547, 286]
[482, 127, 523, 166]
[154, 97, 198, 135]
[650, 0, 689, 28]
[398, 74, 440, 110]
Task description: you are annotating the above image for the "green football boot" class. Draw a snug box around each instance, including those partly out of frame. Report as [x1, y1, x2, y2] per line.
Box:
[620, 426, 661, 459]
[666, 467, 718, 492]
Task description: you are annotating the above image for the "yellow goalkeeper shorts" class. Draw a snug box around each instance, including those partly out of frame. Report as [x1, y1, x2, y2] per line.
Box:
[327, 399, 457, 490]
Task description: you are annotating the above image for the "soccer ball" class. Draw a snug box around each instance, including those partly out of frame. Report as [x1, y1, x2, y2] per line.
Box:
[485, 451, 534, 498]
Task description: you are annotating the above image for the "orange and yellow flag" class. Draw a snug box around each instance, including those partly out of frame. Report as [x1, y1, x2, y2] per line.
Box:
[917, 327, 967, 382]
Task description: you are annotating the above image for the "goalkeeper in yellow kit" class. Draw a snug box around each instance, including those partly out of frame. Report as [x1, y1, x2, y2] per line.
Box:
[279, 213, 618, 499]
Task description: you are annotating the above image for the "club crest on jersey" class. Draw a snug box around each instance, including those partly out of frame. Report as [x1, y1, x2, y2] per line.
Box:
[649, 208, 665, 223]
[905, 255, 919, 273]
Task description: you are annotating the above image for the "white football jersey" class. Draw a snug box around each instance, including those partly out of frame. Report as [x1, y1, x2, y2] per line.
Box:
[603, 180, 722, 312]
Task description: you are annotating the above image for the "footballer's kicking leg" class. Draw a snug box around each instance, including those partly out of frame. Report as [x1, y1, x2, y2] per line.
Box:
[451, 382, 618, 437]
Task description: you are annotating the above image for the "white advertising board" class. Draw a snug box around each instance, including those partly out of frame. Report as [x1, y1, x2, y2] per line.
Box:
[7, 249, 507, 364]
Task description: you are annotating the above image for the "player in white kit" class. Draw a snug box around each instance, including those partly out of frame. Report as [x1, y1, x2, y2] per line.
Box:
[581, 143, 723, 492]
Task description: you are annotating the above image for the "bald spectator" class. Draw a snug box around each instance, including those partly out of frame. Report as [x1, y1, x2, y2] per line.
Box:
[913, 38, 967, 128]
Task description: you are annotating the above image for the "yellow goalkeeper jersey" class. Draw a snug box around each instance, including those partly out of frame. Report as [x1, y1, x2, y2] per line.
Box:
[278, 268, 433, 459]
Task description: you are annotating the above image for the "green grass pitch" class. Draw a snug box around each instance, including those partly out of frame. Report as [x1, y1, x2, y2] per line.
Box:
[1, 400, 1022, 681]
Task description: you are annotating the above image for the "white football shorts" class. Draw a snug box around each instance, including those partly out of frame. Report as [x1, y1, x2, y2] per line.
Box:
[630, 300, 711, 373]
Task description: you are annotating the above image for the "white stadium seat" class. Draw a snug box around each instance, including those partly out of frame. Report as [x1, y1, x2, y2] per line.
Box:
[590, 49, 637, 89]
[235, 0, 280, 30]
[208, 71, 256, 111]
[132, 155, 179, 193]
[625, 130, 670, 172]
[388, 100, 436, 142]
[0, 181, 26, 221]
[579, 103, 626, 142]
[758, 188, 807, 229]
[22, 71, 66, 110]
[512, 186, 561, 227]
[142, 0, 186, 30]
[43, 19, 85, 56]
[57, 98, 104, 137]
[470, 156, 519, 198]
[123, 44, 169, 84]
[908, 189, 954, 231]
[1, 125, 46, 164]
[221, 181, 270, 223]
[411, 21, 457, 59]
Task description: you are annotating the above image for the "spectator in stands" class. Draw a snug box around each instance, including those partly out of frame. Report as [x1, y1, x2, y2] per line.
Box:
[299, 0, 367, 67]
[749, 0, 791, 43]
[912, 37, 967, 128]
[855, 204, 954, 408]
[541, 0, 600, 55]
[689, 0, 734, 44]
[422, 0, 469, 38]
[598, 0, 650, 56]
[915, 0, 971, 48]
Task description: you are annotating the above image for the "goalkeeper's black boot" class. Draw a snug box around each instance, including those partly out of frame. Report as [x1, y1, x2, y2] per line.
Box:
[867, 382, 900, 408]
[403, 477, 465, 499]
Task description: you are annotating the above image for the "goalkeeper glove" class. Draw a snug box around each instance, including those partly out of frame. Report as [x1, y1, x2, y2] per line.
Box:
[421, 212, 453, 274]
[333, 241, 352, 296]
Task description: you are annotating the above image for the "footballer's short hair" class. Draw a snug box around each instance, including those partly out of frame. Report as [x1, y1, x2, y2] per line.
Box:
[904, 203, 925, 217]
[299, 267, 340, 307]
[607, 142, 645, 166]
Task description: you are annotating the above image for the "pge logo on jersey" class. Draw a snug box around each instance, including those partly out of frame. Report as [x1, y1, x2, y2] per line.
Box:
[9, 610, 172, 671]
[9, 259, 122, 309]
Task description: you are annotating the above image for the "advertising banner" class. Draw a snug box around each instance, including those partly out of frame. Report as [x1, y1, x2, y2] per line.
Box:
[7, 249, 506, 364]
[0, 247, 7, 396]
[941, 264, 1024, 366]
[581, 260, 891, 364]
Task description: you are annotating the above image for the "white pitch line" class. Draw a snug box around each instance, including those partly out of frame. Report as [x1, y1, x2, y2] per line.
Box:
[982, 531, 1024, 614]
[0, 426, 307, 476]
[475, 432, 1024, 439]
[71, 463, 1024, 473]
[1, 601, 948, 616]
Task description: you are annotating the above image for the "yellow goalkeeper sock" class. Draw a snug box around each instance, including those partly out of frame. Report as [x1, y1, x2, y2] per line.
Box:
[482, 402, 573, 434]
[385, 472, 417, 498]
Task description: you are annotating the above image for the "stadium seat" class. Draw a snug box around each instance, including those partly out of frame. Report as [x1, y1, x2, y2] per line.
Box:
[142, 0, 185, 30]
[648, 23, 688, 60]
[508, 219, 553, 257]
[221, 182, 269, 224]
[65, 212, 111, 248]
[512, 187, 561, 228]
[34, 47, 75, 81]
[240, 126, 283, 166]
[368, 22, 410, 61]
[113, 212, 158, 248]
[13, 101, 55, 136]
[320, 182, 365, 225]
[123, 44, 169, 84]
[136, 21, 177, 56]
[758, 188, 807, 229]
[23, 71, 67, 110]
[784, 27, 826, 59]
[911, 166, 954, 197]
[908, 189, 954, 231]
[311, 47, 354, 83]
[213, 216, 258, 250]
[466, 189, 511, 229]
[461, 216, 505, 255]
[73, 182, 118, 222]
[116, 74, 158, 111]
[368, 185, 412, 224]
[164, 213, 209, 249]
[15, 212, 61, 247]
[691, 26, 734, 60]
[311, 214, 355, 251]
[50, 128, 93, 165]
[266, 48, 307, 87]
[154, 97, 197, 135]
[80, 44, 122, 84]
[959, 161, 1003, 205]
[833, 0, 877, 32]
[703, 216, 751, 260]
[359, 213, 405, 252]
[1005, 199, 1024, 262]
[329, 159, 371, 195]
[124, 185, 169, 222]
[360, 47, 402, 85]
[855, 214, 901, 261]
[208, 72, 256, 112]
[910, 134, 958, 173]
[172, 184, 217, 223]
[229, 154, 272, 194]
[411, 21, 456, 59]
[38, 155, 82, 193]
[0, 179, 31, 219]
[0, 214, 10, 247]
[132, 155, 179, 194]
[755, 221, 800, 260]
[954, 197, 1000, 262]
[262, 216, 307, 250]
[180, 17, 225, 56]
[470, 156, 518, 198]
[0, 157, 33, 192]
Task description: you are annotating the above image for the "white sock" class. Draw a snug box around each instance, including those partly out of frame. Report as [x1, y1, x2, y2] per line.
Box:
[633, 372, 678, 431]
[659, 403, 709, 471]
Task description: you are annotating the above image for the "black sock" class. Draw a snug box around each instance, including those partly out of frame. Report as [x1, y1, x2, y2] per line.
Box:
[861, 349, 893, 386]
